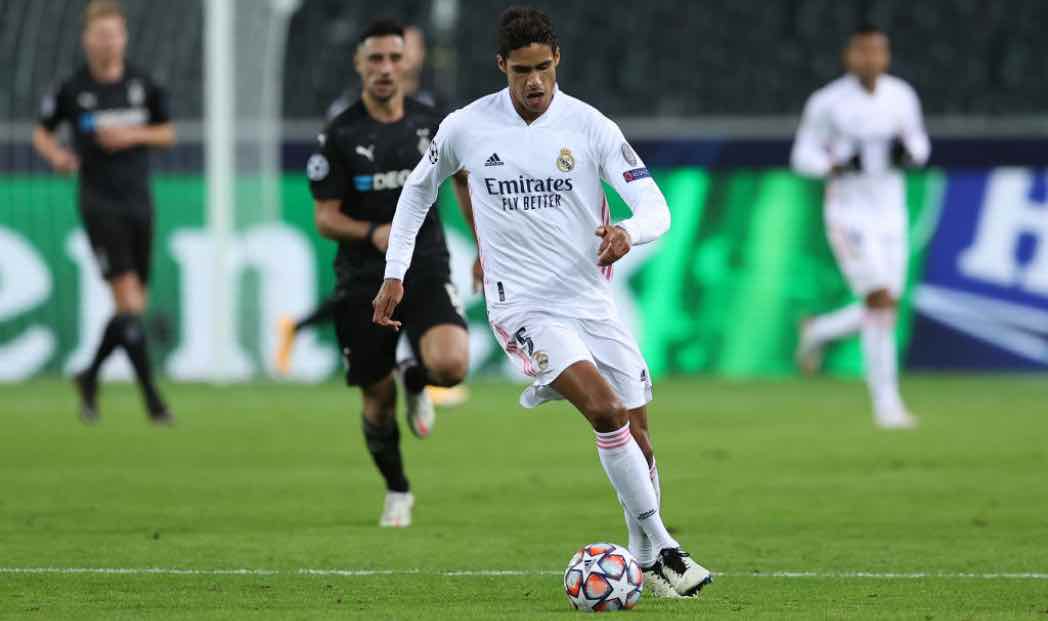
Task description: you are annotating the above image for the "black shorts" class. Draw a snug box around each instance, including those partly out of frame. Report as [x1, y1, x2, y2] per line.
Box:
[334, 276, 467, 387]
[80, 208, 154, 284]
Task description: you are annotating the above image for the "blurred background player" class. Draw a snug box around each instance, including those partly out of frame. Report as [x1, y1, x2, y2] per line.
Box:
[791, 24, 930, 429]
[276, 21, 471, 408]
[325, 25, 452, 121]
[374, 6, 712, 597]
[33, 0, 176, 425]
[307, 18, 471, 527]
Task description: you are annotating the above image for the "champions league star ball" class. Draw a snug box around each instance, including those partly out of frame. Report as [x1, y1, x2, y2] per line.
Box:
[563, 543, 644, 612]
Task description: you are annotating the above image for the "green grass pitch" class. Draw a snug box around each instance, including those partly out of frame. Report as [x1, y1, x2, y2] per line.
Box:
[2, 375, 1047, 619]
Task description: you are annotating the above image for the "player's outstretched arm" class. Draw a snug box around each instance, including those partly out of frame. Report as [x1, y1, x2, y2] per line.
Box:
[611, 183, 670, 247]
[314, 199, 393, 251]
[896, 86, 930, 168]
[32, 126, 79, 174]
[376, 113, 463, 330]
[384, 113, 463, 282]
[35, 86, 78, 173]
[595, 118, 670, 257]
[790, 93, 835, 178]
[592, 182, 668, 266]
[451, 170, 483, 292]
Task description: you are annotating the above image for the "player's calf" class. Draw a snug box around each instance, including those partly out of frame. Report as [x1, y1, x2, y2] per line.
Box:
[627, 408, 654, 466]
[362, 376, 397, 425]
[73, 371, 100, 425]
[361, 377, 410, 497]
[394, 362, 436, 439]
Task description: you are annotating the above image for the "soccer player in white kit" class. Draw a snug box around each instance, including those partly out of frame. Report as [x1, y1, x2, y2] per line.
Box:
[791, 25, 930, 429]
[372, 6, 713, 599]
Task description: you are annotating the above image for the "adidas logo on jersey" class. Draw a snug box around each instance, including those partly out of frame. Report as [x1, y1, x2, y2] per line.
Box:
[484, 153, 504, 167]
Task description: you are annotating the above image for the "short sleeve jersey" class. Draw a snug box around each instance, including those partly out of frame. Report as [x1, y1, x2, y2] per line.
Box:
[307, 98, 450, 295]
[38, 64, 171, 211]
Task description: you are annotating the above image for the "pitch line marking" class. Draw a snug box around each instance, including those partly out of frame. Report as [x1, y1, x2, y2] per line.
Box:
[1, 567, 1047, 580]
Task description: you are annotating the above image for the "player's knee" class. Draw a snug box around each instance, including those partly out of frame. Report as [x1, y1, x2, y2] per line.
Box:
[424, 352, 468, 387]
[111, 273, 147, 313]
[583, 397, 629, 433]
[114, 294, 145, 314]
[864, 289, 896, 310]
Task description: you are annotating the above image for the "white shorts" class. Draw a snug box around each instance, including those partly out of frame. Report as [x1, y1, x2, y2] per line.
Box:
[826, 217, 907, 298]
[488, 306, 654, 410]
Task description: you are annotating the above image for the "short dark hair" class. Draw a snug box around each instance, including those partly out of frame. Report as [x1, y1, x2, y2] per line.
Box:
[496, 6, 558, 59]
[358, 17, 405, 46]
[852, 22, 884, 38]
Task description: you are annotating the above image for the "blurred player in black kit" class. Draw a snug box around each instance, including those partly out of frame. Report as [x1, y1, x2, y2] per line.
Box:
[306, 18, 472, 527]
[277, 20, 475, 406]
[33, 0, 176, 425]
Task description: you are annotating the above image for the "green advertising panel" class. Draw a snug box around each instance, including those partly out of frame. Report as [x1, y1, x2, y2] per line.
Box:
[0, 169, 942, 381]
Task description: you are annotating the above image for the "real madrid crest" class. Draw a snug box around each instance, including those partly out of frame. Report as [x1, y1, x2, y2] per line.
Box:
[556, 147, 575, 172]
[533, 351, 550, 372]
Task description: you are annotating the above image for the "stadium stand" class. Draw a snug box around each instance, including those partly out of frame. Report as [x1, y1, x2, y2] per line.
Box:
[2, 0, 1046, 121]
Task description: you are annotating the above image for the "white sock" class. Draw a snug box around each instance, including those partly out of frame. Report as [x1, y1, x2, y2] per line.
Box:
[803, 303, 864, 349]
[596, 424, 678, 555]
[649, 459, 661, 506]
[620, 497, 652, 566]
[861, 307, 903, 415]
[620, 459, 662, 567]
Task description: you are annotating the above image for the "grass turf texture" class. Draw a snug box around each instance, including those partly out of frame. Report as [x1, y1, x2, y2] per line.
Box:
[1, 376, 1046, 619]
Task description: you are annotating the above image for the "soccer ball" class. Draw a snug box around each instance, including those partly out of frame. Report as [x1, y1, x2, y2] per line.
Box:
[563, 542, 644, 612]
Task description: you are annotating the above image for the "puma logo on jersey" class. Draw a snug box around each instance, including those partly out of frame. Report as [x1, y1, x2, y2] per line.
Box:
[355, 144, 375, 161]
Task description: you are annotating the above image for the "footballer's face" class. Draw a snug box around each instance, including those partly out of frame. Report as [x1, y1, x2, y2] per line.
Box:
[82, 15, 127, 69]
[846, 32, 890, 85]
[356, 35, 405, 103]
[498, 43, 560, 121]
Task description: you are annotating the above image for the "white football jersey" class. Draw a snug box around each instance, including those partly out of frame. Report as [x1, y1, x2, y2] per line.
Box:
[385, 86, 670, 319]
[791, 74, 930, 226]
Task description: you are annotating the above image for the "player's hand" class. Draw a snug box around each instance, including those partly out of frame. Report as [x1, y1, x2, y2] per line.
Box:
[890, 138, 913, 168]
[595, 225, 631, 266]
[49, 149, 79, 174]
[372, 278, 404, 331]
[830, 152, 862, 176]
[370, 224, 391, 252]
[471, 256, 484, 293]
[96, 127, 141, 152]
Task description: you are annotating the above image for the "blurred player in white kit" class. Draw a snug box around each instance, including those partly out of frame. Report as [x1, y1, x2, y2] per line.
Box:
[791, 24, 930, 429]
